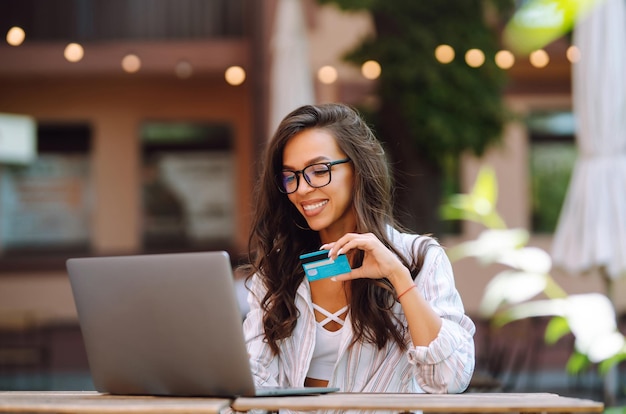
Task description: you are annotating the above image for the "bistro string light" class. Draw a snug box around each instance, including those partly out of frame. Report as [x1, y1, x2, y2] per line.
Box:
[121, 54, 141, 73]
[361, 60, 381, 80]
[529, 49, 550, 68]
[434, 44, 455, 64]
[566, 45, 581, 63]
[465, 48, 485, 68]
[317, 65, 338, 84]
[495, 50, 515, 69]
[432, 44, 562, 70]
[5, 24, 565, 77]
[6, 26, 25, 46]
[225, 65, 246, 86]
[64, 43, 84, 62]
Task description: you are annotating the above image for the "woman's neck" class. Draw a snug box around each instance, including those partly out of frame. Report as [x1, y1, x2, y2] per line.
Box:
[318, 213, 357, 244]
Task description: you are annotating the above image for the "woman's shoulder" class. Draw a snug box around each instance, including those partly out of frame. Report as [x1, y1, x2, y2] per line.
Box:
[388, 226, 441, 250]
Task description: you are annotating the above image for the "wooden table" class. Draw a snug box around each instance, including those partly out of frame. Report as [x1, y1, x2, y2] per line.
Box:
[0, 391, 604, 413]
[0, 391, 231, 413]
[232, 392, 605, 413]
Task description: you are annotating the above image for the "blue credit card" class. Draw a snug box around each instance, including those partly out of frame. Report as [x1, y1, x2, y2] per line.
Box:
[299, 249, 351, 281]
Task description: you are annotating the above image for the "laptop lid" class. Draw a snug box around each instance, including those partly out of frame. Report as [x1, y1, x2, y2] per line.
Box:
[67, 251, 338, 398]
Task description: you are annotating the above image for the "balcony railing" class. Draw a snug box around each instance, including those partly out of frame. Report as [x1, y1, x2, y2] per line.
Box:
[1, 0, 247, 42]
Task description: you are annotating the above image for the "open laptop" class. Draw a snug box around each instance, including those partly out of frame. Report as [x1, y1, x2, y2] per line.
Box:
[66, 251, 339, 398]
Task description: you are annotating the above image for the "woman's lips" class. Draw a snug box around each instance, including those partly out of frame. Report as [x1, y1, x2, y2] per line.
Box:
[302, 200, 328, 215]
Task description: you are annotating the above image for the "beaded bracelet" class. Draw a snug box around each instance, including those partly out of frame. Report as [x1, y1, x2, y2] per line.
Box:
[396, 284, 416, 300]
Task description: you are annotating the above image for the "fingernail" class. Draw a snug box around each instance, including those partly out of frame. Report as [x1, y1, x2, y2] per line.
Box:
[330, 277, 337, 282]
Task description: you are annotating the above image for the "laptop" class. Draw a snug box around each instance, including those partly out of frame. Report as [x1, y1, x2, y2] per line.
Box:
[66, 251, 339, 398]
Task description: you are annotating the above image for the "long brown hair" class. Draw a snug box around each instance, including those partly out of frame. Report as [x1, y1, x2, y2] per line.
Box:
[242, 103, 431, 355]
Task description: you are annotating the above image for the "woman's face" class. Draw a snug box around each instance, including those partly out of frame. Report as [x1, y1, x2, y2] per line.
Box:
[282, 128, 356, 241]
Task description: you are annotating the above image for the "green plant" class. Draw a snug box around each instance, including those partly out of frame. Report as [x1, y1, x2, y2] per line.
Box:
[317, 0, 514, 234]
[441, 165, 626, 376]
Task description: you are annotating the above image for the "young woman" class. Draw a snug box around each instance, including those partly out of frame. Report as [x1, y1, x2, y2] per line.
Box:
[241, 103, 475, 394]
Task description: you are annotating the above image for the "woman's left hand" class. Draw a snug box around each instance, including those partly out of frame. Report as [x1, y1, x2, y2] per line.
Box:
[324, 233, 443, 347]
[321, 233, 410, 284]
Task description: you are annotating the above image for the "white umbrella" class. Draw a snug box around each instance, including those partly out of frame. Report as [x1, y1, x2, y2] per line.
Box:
[551, 0, 626, 282]
[550, 0, 626, 404]
[268, 0, 315, 136]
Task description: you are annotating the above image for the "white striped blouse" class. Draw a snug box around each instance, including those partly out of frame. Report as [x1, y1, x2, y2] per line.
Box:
[243, 228, 476, 398]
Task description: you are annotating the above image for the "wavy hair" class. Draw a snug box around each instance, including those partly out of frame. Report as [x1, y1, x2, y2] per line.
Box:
[242, 103, 431, 355]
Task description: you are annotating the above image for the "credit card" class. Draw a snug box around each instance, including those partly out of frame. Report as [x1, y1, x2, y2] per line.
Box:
[299, 249, 351, 282]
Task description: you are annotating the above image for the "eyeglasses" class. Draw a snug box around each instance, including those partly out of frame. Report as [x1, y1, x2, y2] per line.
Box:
[279, 158, 351, 194]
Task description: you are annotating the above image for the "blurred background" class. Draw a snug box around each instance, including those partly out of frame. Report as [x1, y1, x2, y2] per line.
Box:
[0, 0, 624, 403]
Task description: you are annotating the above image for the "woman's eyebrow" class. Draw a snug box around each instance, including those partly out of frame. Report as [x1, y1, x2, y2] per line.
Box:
[282, 156, 330, 170]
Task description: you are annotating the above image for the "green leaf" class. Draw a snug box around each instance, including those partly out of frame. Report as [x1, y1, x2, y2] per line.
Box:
[603, 408, 626, 414]
[471, 166, 498, 206]
[439, 203, 471, 222]
[598, 349, 626, 375]
[544, 316, 570, 345]
[481, 211, 507, 229]
[503, 0, 601, 55]
[565, 351, 590, 375]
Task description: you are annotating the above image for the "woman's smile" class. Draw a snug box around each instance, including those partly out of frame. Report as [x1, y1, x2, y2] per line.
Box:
[302, 199, 328, 214]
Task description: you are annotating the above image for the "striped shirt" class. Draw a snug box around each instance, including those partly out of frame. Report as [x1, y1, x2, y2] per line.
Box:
[243, 228, 476, 400]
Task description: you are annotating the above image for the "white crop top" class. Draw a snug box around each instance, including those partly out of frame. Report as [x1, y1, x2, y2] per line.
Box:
[306, 304, 348, 381]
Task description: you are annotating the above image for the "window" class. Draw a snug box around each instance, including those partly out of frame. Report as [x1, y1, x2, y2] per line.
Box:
[141, 122, 235, 250]
[528, 111, 577, 233]
[0, 124, 92, 255]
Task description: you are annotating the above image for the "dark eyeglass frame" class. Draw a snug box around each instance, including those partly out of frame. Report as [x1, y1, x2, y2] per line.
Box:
[278, 158, 351, 194]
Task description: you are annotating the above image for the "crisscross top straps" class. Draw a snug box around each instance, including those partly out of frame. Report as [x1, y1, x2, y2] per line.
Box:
[312, 303, 349, 328]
